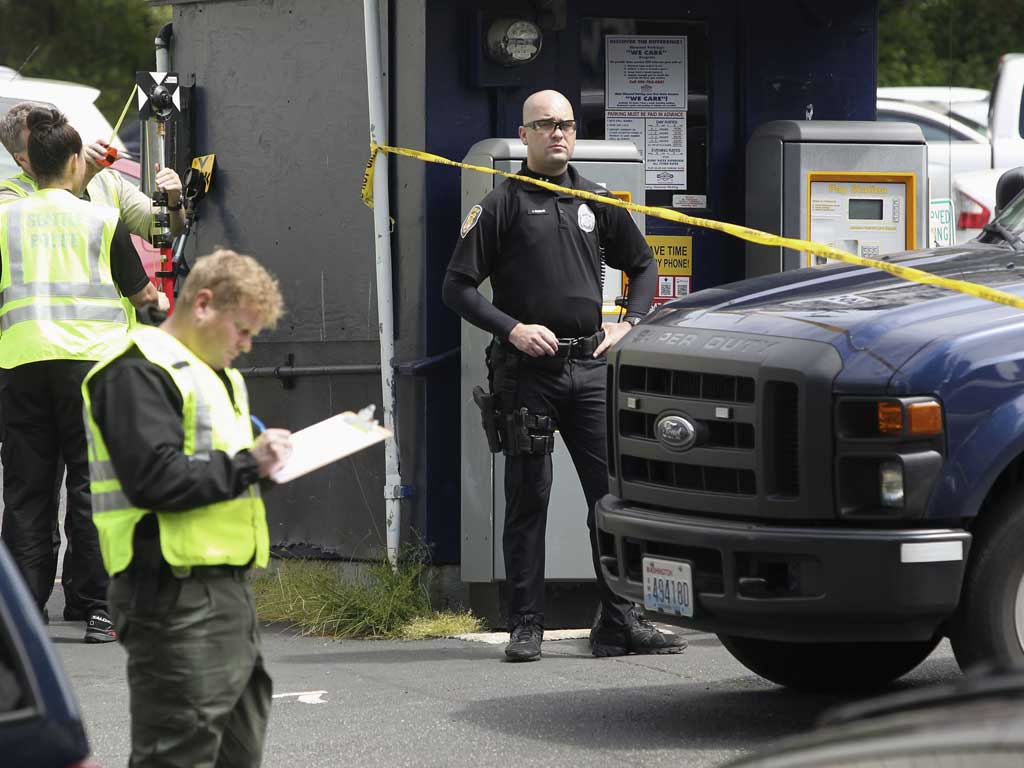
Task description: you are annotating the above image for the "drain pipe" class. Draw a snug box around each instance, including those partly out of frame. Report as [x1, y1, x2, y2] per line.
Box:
[363, 0, 403, 567]
[155, 23, 173, 72]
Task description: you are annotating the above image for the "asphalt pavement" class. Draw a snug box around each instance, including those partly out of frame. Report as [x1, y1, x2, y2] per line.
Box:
[45, 587, 963, 768]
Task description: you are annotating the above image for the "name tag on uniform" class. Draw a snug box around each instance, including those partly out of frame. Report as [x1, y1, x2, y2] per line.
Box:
[528, 208, 548, 215]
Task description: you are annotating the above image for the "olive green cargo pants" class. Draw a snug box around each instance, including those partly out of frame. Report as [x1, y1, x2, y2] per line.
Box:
[109, 566, 272, 767]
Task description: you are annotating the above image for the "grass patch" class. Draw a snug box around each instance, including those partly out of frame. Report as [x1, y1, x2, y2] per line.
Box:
[252, 554, 483, 640]
[401, 611, 484, 640]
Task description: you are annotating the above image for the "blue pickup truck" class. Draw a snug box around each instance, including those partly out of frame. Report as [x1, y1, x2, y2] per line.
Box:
[597, 171, 1024, 692]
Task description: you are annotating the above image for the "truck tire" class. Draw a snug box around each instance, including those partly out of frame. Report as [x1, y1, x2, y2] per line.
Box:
[718, 635, 939, 692]
[950, 486, 1024, 670]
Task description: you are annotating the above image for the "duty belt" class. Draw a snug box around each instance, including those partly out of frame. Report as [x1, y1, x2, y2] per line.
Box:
[554, 330, 605, 358]
[501, 330, 605, 359]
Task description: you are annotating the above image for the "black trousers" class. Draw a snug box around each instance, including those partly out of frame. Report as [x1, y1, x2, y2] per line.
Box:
[0, 360, 107, 613]
[491, 344, 632, 628]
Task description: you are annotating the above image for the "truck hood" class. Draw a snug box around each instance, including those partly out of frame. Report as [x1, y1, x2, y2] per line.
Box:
[643, 241, 1024, 390]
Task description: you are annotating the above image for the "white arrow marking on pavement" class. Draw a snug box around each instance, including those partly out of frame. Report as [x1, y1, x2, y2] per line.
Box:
[273, 690, 327, 704]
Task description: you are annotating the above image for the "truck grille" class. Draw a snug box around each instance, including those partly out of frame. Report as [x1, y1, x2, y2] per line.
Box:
[622, 455, 757, 494]
[620, 365, 755, 403]
[614, 360, 808, 515]
[611, 331, 838, 521]
[764, 381, 800, 496]
[620, 411, 755, 449]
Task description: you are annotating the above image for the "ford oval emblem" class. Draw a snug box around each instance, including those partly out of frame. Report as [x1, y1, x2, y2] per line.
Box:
[655, 414, 697, 451]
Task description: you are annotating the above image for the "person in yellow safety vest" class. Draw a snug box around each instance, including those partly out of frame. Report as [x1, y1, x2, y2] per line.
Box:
[0, 106, 165, 643]
[0, 100, 184, 624]
[0, 100, 186, 237]
[83, 248, 290, 767]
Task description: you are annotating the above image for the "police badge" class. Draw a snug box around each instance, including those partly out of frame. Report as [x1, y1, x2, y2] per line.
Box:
[577, 203, 595, 233]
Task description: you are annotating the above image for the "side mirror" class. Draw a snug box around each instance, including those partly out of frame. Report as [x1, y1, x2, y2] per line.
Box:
[995, 167, 1024, 215]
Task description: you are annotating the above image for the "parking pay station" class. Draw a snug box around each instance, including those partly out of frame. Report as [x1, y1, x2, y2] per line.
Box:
[460, 139, 645, 584]
[745, 121, 928, 276]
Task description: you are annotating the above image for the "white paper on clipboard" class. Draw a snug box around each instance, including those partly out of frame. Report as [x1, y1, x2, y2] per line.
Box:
[270, 408, 391, 484]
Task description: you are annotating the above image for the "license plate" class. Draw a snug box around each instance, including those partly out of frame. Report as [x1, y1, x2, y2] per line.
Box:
[643, 557, 694, 618]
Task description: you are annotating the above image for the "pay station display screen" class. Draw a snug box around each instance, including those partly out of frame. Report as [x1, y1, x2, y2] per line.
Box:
[848, 198, 884, 220]
[807, 179, 909, 266]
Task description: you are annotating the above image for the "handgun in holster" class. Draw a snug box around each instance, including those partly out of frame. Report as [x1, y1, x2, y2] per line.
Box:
[472, 385, 503, 453]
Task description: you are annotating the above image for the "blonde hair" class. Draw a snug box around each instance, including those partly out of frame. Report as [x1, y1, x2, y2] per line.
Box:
[179, 248, 284, 328]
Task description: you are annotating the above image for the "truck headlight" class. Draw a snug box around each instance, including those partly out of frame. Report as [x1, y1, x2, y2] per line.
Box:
[879, 461, 904, 508]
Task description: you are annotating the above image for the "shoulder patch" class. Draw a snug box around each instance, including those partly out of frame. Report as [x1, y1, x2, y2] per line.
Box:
[460, 204, 483, 238]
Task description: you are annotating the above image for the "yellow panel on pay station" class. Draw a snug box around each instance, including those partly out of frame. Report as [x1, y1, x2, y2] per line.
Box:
[623, 235, 693, 306]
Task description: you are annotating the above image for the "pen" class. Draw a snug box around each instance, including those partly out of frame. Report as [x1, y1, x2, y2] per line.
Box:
[251, 415, 267, 434]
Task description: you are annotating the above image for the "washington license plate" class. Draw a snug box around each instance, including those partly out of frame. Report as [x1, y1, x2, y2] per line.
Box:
[643, 557, 693, 618]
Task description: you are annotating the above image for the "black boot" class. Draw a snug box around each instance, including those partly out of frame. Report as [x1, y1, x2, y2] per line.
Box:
[84, 610, 117, 644]
[590, 606, 687, 657]
[505, 616, 543, 662]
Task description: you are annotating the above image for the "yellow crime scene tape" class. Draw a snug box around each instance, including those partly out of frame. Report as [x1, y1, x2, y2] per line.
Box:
[362, 142, 1024, 312]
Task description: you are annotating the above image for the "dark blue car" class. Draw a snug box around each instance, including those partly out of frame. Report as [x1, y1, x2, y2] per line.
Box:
[0, 541, 94, 767]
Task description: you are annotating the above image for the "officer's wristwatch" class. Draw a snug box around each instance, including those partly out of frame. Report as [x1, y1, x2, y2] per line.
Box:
[624, 316, 642, 327]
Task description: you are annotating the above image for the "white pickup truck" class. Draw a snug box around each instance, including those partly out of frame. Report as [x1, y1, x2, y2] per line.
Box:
[953, 54, 1024, 240]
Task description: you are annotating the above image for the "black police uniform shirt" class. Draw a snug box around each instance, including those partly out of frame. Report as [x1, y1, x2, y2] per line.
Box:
[447, 163, 653, 340]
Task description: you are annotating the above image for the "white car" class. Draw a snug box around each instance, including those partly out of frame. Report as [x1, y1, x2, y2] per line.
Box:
[876, 98, 990, 205]
[877, 86, 990, 128]
[0, 65, 126, 180]
[952, 166, 1005, 241]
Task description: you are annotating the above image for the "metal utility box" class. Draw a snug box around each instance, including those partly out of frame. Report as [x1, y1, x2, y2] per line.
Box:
[460, 139, 645, 583]
[745, 121, 928, 277]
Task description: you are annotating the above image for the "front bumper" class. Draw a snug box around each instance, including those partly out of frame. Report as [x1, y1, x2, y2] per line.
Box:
[597, 495, 971, 643]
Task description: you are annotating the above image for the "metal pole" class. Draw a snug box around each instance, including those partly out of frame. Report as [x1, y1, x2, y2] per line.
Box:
[363, 0, 402, 567]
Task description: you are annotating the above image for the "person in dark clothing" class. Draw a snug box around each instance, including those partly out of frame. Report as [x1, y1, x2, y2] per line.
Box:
[85, 248, 290, 767]
[0, 107, 163, 643]
[443, 89, 686, 661]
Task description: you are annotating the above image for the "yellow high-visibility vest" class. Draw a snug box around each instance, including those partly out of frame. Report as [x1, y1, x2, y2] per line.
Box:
[0, 188, 130, 366]
[83, 325, 268, 576]
[0, 172, 35, 200]
[0, 170, 122, 208]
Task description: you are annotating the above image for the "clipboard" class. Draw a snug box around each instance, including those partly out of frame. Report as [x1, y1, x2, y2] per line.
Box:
[270, 407, 391, 484]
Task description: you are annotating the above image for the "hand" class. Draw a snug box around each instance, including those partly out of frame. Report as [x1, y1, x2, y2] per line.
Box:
[156, 289, 170, 312]
[508, 323, 558, 357]
[252, 428, 293, 478]
[593, 321, 634, 357]
[83, 140, 110, 183]
[154, 163, 183, 208]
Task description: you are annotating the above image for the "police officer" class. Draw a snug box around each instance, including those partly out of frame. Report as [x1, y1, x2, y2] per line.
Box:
[0, 100, 182, 623]
[0, 106, 163, 642]
[84, 249, 290, 767]
[443, 89, 686, 661]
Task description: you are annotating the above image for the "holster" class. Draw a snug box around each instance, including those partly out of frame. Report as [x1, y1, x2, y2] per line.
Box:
[472, 385, 503, 453]
[503, 407, 556, 456]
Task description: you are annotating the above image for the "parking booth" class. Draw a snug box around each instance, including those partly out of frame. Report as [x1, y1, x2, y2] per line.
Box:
[459, 139, 645, 610]
[745, 120, 928, 277]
